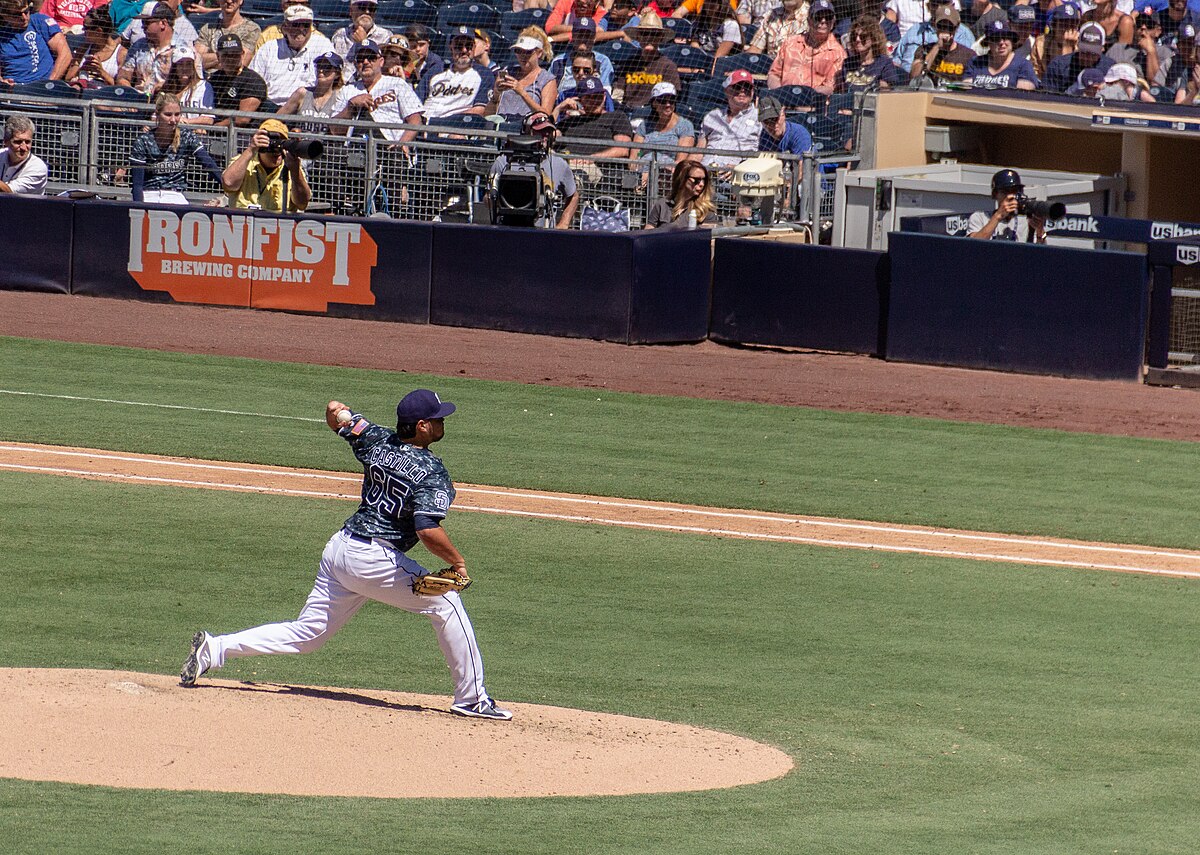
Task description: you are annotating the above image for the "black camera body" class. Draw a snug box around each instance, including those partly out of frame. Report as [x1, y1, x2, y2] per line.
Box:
[1016, 194, 1066, 221]
[502, 134, 547, 164]
[263, 131, 325, 160]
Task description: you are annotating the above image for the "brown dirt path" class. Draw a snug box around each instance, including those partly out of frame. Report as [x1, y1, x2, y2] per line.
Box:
[5, 291, 1200, 442]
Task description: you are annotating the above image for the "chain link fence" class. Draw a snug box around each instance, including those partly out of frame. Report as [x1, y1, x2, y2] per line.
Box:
[0, 91, 849, 231]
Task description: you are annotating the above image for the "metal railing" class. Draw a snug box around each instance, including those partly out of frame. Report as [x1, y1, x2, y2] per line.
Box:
[0, 91, 852, 231]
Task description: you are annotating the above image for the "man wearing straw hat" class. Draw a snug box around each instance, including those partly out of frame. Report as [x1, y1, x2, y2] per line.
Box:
[615, 10, 681, 109]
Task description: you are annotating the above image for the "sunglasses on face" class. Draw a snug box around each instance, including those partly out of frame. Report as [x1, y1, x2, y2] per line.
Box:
[451, 40, 473, 51]
[571, 65, 594, 74]
[514, 48, 535, 57]
[851, 32, 869, 41]
[653, 95, 676, 103]
[355, 53, 380, 62]
[729, 82, 754, 93]
[686, 174, 706, 184]
[316, 64, 337, 72]
[813, 13, 835, 22]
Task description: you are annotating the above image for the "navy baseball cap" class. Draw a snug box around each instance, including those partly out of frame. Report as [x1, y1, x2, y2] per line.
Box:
[984, 18, 1016, 39]
[1050, 2, 1081, 22]
[449, 25, 474, 40]
[809, 0, 835, 15]
[1011, 5, 1037, 24]
[1179, 22, 1198, 40]
[573, 16, 596, 32]
[315, 51, 343, 68]
[577, 75, 605, 95]
[396, 389, 456, 422]
[1079, 67, 1105, 87]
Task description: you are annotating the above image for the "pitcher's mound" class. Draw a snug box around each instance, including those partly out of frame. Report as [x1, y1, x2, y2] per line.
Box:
[0, 668, 793, 798]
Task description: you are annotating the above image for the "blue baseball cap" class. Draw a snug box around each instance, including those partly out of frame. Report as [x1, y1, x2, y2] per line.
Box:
[809, 0, 835, 15]
[984, 18, 1016, 39]
[573, 16, 596, 32]
[1010, 5, 1037, 23]
[396, 389, 456, 422]
[577, 75, 605, 95]
[1050, 2, 1081, 22]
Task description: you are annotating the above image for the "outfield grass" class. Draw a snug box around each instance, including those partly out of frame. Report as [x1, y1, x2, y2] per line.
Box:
[1, 336, 1198, 853]
[0, 473, 1197, 853]
[2, 336, 1200, 547]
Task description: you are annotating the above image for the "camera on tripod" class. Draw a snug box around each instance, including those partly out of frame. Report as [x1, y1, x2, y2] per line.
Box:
[1016, 195, 1065, 220]
[490, 135, 552, 228]
[264, 131, 325, 160]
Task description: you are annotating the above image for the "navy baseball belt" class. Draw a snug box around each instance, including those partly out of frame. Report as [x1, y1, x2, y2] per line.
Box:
[342, 528, 399, 549]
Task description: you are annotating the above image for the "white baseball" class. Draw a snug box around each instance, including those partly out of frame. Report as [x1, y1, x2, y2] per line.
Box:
[336, 409, 352, 425]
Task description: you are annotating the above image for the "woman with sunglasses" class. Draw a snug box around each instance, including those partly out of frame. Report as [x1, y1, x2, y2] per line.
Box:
[632, 81, 696, 191]
[490, 27, 558, 119]
[66, 6, 125, 88]
[278, 50, 344, 122]
[964, 19, 1039, 89]
[644, 160, 717, 229]
[837, 14, 902, 91]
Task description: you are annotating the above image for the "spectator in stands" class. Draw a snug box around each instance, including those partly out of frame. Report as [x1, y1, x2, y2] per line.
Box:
[222, 117, 312, 211]
[644, 0, 681, 21]
[893, 0, 974, 73]
[838, 14, 903, 90]
[555, 49, 616, 109]
[1159, 0, 1199, 45]
[766, 0, 846, 94]
[1042, 22, 1113, 93]
[632, 81, 696, 188]
[644, 160, 717, 229]
[554, 75, 633, 169]
[117, 3, 190, 94]
[209, 34, 268, 124]
[123, 0, 197, 46]
[472, 28, 498, 75]
[277, 50, 344, 119]
[688, 0, 743, 59]
[401, 24, 443, 81]
[548, 18, 614, 90]
[699, 68, 759, 172]
[195, 0, 259, 71]
[746, 0, 809, 59]
[1009, 5, 1041, 61]
[0, 115, 47, 194]
[1083, 0, 1133, 51]
[489, 30, 558, 118]
[740, 0, 787, 28]
[382, 34, 412, 78]
[545, 0, 607, 42]
[421, 26, 495, 119]
[1108, 7, 1171, 86]
[130, 92, 225, 203]
[755, 93, 811, 153]
[1029, 2, 1081, 80]
[331, 0, 391, 65]
[618, 12, 682, 108]
[162, 45, 214, 123]
[887, 0, 961, 39]
[253, 0, 304, 50]
[488, 111, 579, 228]
[0, 0, 70, 84]
[1066, 65, 1105, 96]
[329, 40, 424, 143]
[1099, 59, 1155, 100]
[967, 168, 1045, 242]
[1169, 23, 1197, 102]
[39, 0, 104, 35]
[910, 4, 975, 82]
[970, 0, 1007, 39]
[66, 6, 127, 88]
[964, 19, 1039, 89]
[249, 4, 334, 105]
[598, 0, 639, 42]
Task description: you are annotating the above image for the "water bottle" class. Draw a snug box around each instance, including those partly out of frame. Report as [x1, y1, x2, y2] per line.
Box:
[686, 208, 697, 230]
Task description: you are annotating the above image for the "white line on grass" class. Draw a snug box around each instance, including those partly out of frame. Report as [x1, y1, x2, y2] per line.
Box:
[0, 390, 323, 422]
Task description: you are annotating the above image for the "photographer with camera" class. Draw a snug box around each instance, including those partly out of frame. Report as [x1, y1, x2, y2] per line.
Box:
[221, 117, 314, 212]
[487, 111, 579, 229]
[967, 168, 1063, 243]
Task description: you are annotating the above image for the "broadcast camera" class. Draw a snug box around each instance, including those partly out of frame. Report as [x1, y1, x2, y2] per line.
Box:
[264, 131, 325, 160]
[489, 135, 555, 228]
[1016, 195, 1066, 221]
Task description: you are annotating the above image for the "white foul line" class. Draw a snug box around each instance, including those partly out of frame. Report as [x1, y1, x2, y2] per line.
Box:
[1, 445, 1198, 580]
[0, 390, 323, 423]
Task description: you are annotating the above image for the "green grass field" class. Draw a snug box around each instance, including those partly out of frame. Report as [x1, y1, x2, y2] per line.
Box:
[1, 336, 1198, 854]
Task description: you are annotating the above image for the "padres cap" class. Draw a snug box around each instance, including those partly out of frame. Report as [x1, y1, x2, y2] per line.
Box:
[396, 389, 456, 422]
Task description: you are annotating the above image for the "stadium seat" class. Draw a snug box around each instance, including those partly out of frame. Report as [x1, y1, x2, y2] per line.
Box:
[499, 7, 550, 36]
[595, 38, 640, 70]
[713, 52, 771, 80]
[660, 17, 692, 42]
[79, 84, 148, 102]
[376, 0, 439, 28]
[10, 79, 78, 99]
[762, 84, 825, 110]
[311, 0, 344, 18]
[659, 44, 714, 75]
[243, 0, 281, 20]
[435, 2, 502, 32]
[424, 112, 499, 144]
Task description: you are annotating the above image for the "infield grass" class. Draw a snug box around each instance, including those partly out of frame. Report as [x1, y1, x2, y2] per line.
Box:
[1, 335, 1199, 853]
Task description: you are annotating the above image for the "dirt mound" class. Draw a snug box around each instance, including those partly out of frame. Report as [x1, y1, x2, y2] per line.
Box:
[0, 668, 793, 798]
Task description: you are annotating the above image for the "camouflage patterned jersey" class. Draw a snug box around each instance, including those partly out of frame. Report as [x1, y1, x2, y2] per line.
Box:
[336, 411, 456, 551]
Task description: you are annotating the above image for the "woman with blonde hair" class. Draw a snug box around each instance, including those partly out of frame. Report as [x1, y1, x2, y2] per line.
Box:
[488, 25, 558, 118]
[644, 160, 717, 229]
[129, 92, 225, 204]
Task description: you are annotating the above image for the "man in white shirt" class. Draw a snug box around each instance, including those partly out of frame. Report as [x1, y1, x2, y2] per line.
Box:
[248, 3, 333, 104]
[0, 115, 48, 195]
[329, 39, 424, 143]
[699, 69, 761, 172]
[331, 0, 392, 66]
[420, 26, 494, 119]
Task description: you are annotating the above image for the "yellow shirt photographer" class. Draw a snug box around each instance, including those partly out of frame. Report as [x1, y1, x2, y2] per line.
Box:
[222, 119, 312, 213]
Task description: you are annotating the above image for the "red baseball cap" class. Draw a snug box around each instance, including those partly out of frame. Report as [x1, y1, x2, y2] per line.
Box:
[723, 68, 754, 88]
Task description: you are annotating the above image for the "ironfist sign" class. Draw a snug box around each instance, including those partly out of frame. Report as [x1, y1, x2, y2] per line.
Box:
[126, 209, 379, 310]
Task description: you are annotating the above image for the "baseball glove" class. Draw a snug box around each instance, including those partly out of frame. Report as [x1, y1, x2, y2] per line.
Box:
[412, 567, 472, 596]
